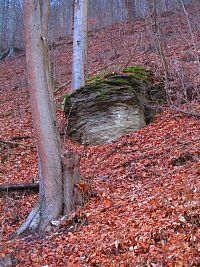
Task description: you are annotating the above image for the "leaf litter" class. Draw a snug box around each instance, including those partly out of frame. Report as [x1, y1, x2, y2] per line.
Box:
[0, 7, 200, 266]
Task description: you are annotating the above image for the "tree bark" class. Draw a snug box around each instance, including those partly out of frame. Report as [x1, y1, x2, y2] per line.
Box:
[125, 0, 136, 20]
[0, 0, 6, 50]
[15, 0, 83, 237]
[71, 0, 88, 92]
[19, 0, 63, 235]
[0, 0, 9, 49]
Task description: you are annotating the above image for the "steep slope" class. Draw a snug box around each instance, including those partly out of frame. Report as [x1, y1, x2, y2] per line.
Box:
[0, 9, 200, 266]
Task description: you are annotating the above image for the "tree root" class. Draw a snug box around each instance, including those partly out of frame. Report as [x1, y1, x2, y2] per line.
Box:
[13, 198, 61, 237]
[13, 201, 41, 237]
[13, 151, 90, 238]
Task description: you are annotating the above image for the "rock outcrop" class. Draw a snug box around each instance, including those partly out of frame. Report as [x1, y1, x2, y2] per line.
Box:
[64, 66, 165, 145]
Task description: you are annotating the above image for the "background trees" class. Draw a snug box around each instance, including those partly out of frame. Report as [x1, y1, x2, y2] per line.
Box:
[0, 0, 198, 53]
[125, 0, 136, 20]
[0, 0, 23, 50]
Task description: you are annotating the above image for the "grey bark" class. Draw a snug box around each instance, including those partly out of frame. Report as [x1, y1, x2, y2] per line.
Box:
[125, 0, 136, 20]
[0, 0, 6, 49]
[71, 0, 88, 91]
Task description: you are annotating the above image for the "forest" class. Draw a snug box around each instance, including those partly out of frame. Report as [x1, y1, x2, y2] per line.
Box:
[0, 0, 200, 266]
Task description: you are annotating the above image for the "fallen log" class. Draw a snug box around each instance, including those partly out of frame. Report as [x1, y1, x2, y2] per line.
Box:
[0, 183, 39, 192]
[0, 139, 35, 148]
[11, 136, 32, 141]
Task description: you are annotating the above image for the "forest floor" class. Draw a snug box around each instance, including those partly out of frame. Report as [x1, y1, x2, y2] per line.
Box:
[0, 8, 200, 267]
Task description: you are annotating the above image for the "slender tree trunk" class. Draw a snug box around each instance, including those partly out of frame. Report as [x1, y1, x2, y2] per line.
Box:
[11, 0, 17, 48]
[0, 0, 9, 49]
[148, 0, 155, 15]
[125, 0, 136, 20]
[71, 0, 88, 92]
[180, 0, 200, 72]
[0, 0, 6, 50]
[15, 0, 82, 237]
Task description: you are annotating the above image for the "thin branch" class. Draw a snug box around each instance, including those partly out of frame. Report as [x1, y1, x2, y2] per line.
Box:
[168, 105, 200, 119]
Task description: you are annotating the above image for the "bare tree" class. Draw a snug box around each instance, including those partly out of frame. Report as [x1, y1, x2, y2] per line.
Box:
[0, 0, 9, 49]
[180, 0, 200, 73]
[0, 0, 24, 52]
[71, 0, 88, 91]
[125, 0, 136, 20]
[15, 0, 82, 236]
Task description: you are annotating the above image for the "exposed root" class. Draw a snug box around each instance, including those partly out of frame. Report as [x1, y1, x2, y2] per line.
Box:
[13, 202, 41, 237]
[13, 198, 61, 237]
[13, 151, 89, 238]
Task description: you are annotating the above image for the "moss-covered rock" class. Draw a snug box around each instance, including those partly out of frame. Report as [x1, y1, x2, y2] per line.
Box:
[64, 66, 165, 145]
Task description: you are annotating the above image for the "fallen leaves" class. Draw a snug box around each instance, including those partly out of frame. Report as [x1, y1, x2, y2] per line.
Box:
[0, 8, 200, 266]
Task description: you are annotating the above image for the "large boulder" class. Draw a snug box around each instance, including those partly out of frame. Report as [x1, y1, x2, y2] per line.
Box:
[64, 66, 165, 145]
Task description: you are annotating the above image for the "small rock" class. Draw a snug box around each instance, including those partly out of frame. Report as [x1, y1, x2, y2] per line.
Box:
[129, 246, 134, 251]
[51, 220, 60, 227]
[179, 215, 186, 223]
[96, 175, 109, 180]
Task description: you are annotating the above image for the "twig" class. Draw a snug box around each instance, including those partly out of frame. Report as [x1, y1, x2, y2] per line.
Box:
[53, 81, 70, 93]
[167, 105, 200, 119]
[124, 34, 141, 67]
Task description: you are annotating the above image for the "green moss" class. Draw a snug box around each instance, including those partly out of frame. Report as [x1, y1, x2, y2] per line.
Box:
[62, 92, 70, 98]
[105, 77, 128, 86]
[64, 66, 164, 106]
[95, 84, 139, 103]
[84, 69, 150, 102]
[123, 66, 146, 73]
[61, 93, 70, 109]
[86, 66, 152, 89]
[86, 75, 103, 84]
[122, 66, 152, 83]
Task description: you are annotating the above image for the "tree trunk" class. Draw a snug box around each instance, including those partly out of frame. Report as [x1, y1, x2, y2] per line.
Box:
[0, 0, 9, 49]
[148, 0, 155, 15]
[0, 0, 6, 50]
[71, 0, 88, 92]
[125, 0, 136, 20]
[9, 0, 17, 51]
[15, 0, 82, 237]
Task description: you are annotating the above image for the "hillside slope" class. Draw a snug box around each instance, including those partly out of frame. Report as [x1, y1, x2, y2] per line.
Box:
[0, 10, 200, 266]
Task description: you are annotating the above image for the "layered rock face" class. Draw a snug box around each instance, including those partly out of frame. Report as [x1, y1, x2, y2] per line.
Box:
[64, 66, 165, 145]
